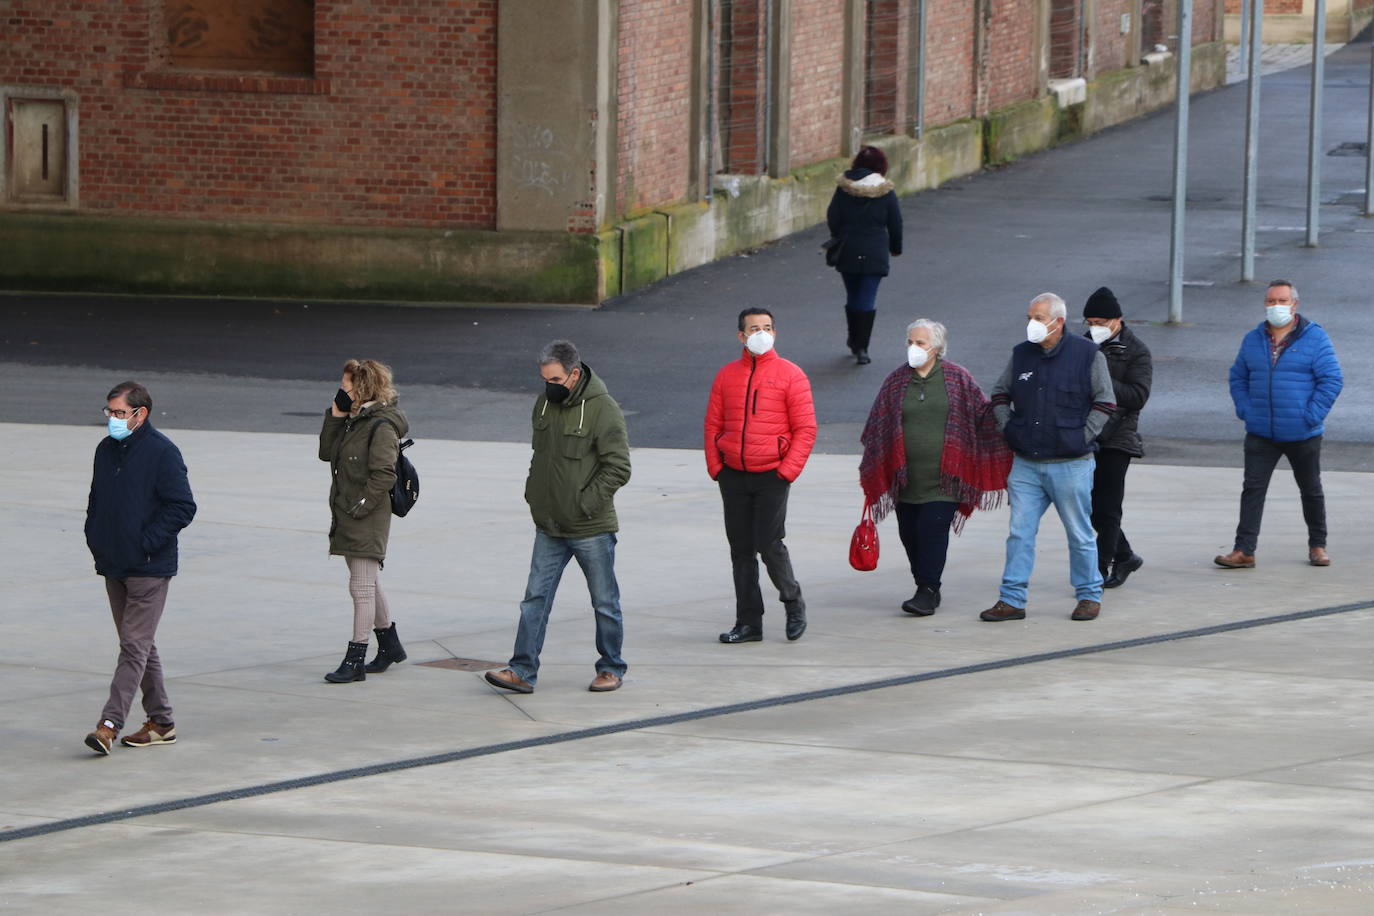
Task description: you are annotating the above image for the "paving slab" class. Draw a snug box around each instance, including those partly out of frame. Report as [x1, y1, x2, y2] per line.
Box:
[3, 419, 1374, 912]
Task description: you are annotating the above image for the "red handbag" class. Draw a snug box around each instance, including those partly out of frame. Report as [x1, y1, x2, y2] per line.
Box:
[849, 505, 879, 571]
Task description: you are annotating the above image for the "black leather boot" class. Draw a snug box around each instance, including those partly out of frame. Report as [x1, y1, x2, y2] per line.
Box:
[844, 309, 859, 353]
[325, 641, 368, 683]
[364, 623, 407, 673]
[853, 310, 876, 365]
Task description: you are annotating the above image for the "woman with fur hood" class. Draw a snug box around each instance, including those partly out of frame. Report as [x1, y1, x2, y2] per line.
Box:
[826, 145, 904, 365]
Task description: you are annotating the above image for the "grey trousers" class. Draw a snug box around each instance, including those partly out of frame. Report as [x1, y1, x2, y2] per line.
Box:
[100, 576, 173, 731]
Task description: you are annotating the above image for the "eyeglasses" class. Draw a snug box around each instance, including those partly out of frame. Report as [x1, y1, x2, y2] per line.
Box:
[102, 406, 142, 419]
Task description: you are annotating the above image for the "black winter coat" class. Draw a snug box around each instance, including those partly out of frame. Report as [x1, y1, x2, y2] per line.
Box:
[1090, 322, 1152, 457]
[825, 169, 903, 276]
[85, 422, 197, 578]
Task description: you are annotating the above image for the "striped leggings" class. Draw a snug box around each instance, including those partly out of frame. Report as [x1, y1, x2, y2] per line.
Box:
[346, 556, 392, 643]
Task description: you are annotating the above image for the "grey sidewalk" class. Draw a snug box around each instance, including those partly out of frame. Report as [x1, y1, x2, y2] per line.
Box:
[3, 422, 1373, 912]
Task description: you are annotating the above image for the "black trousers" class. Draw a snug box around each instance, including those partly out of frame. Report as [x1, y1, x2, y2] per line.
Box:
[894, 500, 958, 589]
[1235, 433, 1326, 554]
[717, 466, 803, 629]
[1090, 448, 1135, 577]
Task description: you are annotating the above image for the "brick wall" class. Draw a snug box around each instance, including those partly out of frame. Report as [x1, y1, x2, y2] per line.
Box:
[616, 0, 694, 214]
[983, 0, 1038, 112]
[1092, 0, 1132, 74]
[2, 1, 497, 228]
[923, 0, 976, 127]
[1193, 0, 1218, 45]
[789, 0, 846, 163]
[1225, 0, 1304, 13]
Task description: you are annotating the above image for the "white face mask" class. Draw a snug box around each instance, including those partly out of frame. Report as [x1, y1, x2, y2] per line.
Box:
[1026, 318, 1054, 344]
[745, 330, 775, 356]
[907, 344, 930, 369]
[1266, 305, 1294, 328]
[1088, 325, 1112, 345]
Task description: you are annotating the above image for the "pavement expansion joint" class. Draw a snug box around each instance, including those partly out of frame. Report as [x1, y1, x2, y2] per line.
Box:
[5, 597, 1372, 847]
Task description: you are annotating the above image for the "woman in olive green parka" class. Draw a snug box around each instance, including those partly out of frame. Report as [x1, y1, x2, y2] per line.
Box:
[319, 359, 410, 684]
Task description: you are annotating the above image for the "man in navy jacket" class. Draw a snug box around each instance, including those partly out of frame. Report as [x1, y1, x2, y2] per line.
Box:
[1216, 281, 1342, 569]
[84, 382, 196, 755]
[983, 293, 1117, 622]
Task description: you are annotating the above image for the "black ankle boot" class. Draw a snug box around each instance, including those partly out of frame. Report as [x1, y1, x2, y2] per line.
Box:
[364, 623, 407, 673]
[325, 641, 368, 683]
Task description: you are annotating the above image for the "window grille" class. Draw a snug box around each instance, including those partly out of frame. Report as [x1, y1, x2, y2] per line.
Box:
[712, 0, 769, 175]
[863, 0, 902, 136]
[1047, 0, 1084, 80]
[1140, 0, 1167, 54]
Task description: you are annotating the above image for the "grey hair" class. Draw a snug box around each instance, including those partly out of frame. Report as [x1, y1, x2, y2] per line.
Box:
[1029, 292, 1067, 321]
[905, 319, 949, 357]
[1267, 279, 1299, 302]
[538, 339, 580, 375]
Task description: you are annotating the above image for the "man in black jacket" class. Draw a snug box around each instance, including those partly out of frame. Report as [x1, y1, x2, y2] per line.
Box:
[1083, 287, 1152, 588]
[84, 382, 196, 755]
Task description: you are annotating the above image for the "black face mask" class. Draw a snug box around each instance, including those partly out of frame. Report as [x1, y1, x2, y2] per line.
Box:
[334, 388, 354, 413]
[545, 381, 571, 404]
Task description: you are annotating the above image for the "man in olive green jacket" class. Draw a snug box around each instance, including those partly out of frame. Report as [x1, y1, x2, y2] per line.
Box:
[487, 340, 632, 694]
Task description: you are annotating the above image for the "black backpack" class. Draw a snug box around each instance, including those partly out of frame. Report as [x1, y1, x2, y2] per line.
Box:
[366, 418, 419, 517]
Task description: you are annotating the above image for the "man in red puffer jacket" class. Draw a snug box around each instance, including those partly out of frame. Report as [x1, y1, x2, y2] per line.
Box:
[705, 308, 818, 644]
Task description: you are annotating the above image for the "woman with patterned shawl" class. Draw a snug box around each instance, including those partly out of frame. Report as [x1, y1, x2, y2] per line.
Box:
[859, 319, 1012, 615]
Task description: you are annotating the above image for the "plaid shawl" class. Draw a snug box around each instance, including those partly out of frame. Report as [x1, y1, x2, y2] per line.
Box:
[859, 359, 1012, 533]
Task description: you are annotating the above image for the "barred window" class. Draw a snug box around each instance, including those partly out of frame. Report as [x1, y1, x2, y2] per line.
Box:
[713, 0, 769, 174]
[863, 0, 901, 136]
[165, 0, 315, 75]
[1048, 0, 1083, 80]
[1140, 0, 1167, 54]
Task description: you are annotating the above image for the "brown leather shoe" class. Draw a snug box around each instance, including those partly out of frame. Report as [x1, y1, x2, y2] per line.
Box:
[121, 720, 176, 748]
[1309, 547, 1331, 567]
[1070, 599, 1101, 621]
[588, 671, 622, 692]
[484, 668, 534, 694]
[979, 600, 1025, 621]
[84, 720, 117, 756]
[1213, 550, 1256, 569]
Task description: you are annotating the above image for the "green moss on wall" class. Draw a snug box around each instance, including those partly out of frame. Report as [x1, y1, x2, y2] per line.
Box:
[0, 213, 602, 304]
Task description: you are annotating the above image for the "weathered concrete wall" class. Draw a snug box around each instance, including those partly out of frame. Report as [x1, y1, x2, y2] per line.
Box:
[0, 214, 601, 304]
[614, 42, 1227, 298]
[497, 0, 614, 234]
[0, 44, 1228, 305]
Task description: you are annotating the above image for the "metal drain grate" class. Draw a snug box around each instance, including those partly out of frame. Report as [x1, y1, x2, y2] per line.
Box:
[417, 657, 505, 672]
[1328, 142, 1367, 157]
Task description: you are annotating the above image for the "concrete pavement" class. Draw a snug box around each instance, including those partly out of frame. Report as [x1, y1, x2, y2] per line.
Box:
[3, 421, 1374, 912]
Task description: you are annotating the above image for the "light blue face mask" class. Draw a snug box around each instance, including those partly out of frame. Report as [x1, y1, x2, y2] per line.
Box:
[107, 416, 134, 441]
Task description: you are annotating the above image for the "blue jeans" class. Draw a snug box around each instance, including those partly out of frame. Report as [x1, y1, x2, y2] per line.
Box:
[841, 272, 883, 312]
[509, 530, 626, 686]
[1000, 455, 1103, 607]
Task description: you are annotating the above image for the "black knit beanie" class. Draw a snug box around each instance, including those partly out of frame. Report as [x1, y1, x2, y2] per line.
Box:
[1083, 286, 1122, 319]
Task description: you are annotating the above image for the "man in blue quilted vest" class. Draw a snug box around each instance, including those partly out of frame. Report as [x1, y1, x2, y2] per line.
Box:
[1215, 280, 1343, 569]
[983, 293, 1117, 622]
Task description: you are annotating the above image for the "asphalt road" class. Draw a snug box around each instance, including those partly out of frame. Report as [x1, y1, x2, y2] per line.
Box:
[3, 41, 1371, 470]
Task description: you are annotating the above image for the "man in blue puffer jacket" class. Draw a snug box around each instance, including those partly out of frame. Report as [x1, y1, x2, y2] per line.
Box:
[1215, 280, 1342, 569]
